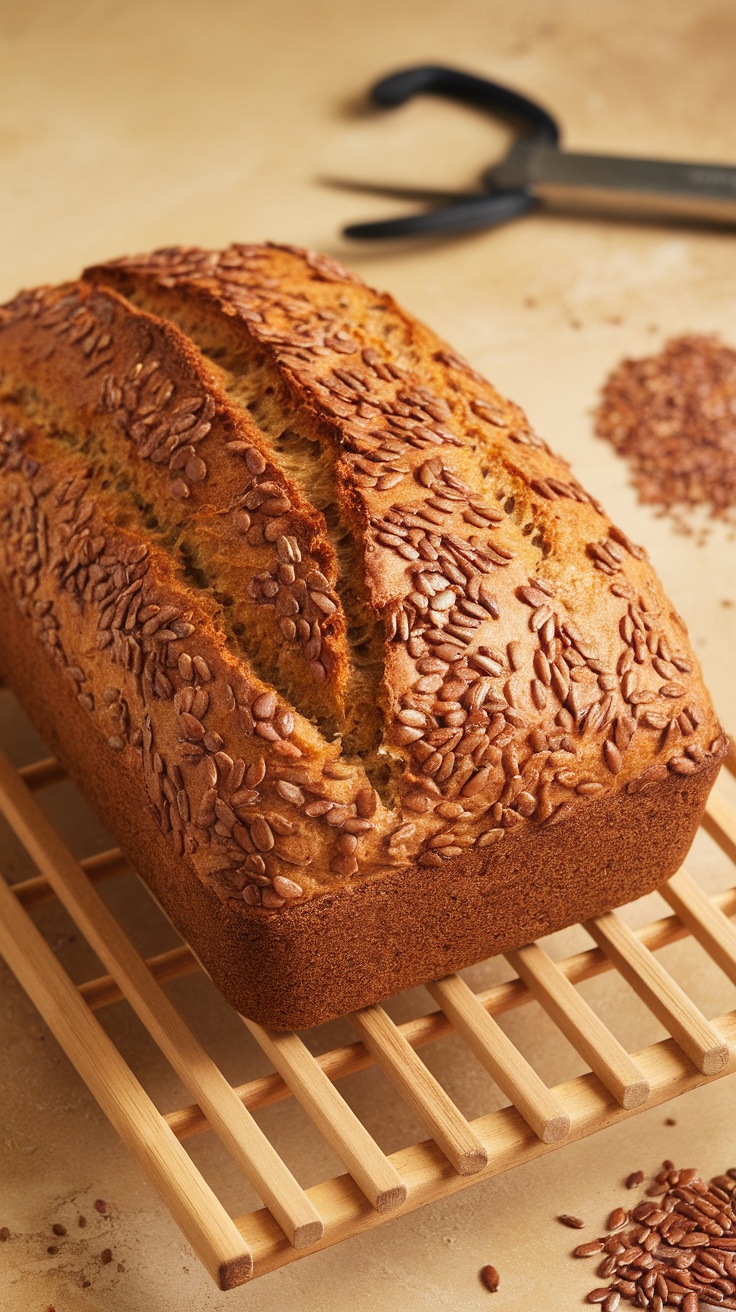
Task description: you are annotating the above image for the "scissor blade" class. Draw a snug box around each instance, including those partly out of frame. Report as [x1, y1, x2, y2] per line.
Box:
[491, 142, 736, 222]
[320, 176, 473, 203]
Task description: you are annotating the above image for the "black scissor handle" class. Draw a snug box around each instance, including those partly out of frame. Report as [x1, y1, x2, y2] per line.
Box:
[370, 65, 560, 145]
[342, 64, 559, 241]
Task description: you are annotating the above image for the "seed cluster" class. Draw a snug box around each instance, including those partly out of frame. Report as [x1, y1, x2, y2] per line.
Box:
[574, 1163, 736, 1310]
[596, 335, 736, 531]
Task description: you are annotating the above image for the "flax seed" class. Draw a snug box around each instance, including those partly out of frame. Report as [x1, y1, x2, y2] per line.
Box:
[480, 1264, 499, 1292]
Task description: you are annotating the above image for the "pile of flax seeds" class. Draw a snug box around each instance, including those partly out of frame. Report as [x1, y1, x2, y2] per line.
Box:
[573, 1161, 736, 1309]
[595, 336, 736, 535]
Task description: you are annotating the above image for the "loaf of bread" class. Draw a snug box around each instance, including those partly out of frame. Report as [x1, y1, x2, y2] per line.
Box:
[0, 244, 725, 1028]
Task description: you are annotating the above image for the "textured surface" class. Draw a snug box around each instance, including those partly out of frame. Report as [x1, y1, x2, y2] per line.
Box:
[0, 243, 726, 1023]
[2, 1, 736, 1308]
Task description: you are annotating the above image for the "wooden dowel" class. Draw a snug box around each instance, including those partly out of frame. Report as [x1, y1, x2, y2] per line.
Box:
[662, 868, 736, 988]
[704, 791, 736, 866]
[12, 847, 129, 908]
[427, 975, 570, 1143]
[17, 755, 66, 789]
[0, 749, 322, 1250]
[0, 871, 252, 1291]
[507, 943, 650, 1109]
[163, 887, 736, 1142]
[349, 1005, 488, 1176]
[80, 945, 199, 1009]
[586, 910, 729, 1076]
[243, 1018, 407, 1212]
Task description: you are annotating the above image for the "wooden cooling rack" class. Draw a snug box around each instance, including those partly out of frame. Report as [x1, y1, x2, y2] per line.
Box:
[1, 700, 735, 1292]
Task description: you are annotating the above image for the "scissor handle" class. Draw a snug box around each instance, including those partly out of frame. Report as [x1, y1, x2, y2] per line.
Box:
[342, 64, 559, 240]
[370, 65, 560, 146]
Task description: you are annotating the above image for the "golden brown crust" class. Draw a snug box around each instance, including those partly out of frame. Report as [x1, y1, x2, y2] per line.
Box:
[0, 242, 727, 1024]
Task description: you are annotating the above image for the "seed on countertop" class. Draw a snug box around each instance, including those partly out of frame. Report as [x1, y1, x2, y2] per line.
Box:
[558, 1214, 586, 1229]
[480, 1264, 499, 1292]
[574, 1241, 605, 1258]
[626, 1171, 645, 1189]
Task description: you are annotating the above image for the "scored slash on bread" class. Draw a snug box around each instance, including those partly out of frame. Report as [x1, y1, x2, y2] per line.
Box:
[0, 243, 725, 1026]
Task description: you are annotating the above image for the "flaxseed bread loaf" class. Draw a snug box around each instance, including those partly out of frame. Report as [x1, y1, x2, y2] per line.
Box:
[0, 244, 725, 1028]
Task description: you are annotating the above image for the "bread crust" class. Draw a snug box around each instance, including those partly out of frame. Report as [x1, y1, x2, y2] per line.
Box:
[0, 243, 726, 1027]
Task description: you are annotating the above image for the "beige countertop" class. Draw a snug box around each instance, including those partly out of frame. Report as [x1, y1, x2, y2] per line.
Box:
[1, 1, 736, 1309]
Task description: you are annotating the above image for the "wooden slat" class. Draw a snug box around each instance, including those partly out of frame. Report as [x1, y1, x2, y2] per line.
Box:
[80, 944, 199, 1008]
[662, 867, 736, 987]
[18, 755, 66, 789]
[0, 749, 323, 1250]
[349, 1004, 488, 1176]
[586, 910, 729, 1075]
[243, 1018, 407, 1212]
[13, 846, 129, 908]
[506, 942, 650, 1109]
[426, 975, 570, 1143]
[0, 870, 253, 1291]
[704, 790, 736, 866]
[234, 1009, 736, 1279]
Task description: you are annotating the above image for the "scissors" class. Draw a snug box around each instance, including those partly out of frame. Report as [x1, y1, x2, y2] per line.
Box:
[335, 64, 736, 240]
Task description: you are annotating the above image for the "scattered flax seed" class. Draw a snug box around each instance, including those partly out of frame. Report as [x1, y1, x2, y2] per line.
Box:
[93, 1198, 108, 1215]
[480, 1264, 500, 1292]
[595, 335, 736, 533]
[558, 1213, 586, 1229]
[100, 1247, 113, 1265]
[78, 1215, 87, 1228]
[51, 1223, 66, 1237]
[665, 1118, 677, 1126]
[0, 1227, 9, 1241]
[569, 1161, 736, 1309]
[47, 1245, 58, 1255]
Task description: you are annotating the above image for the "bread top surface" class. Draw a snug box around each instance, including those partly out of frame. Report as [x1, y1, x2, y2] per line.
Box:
[0, 243, 724, 911]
